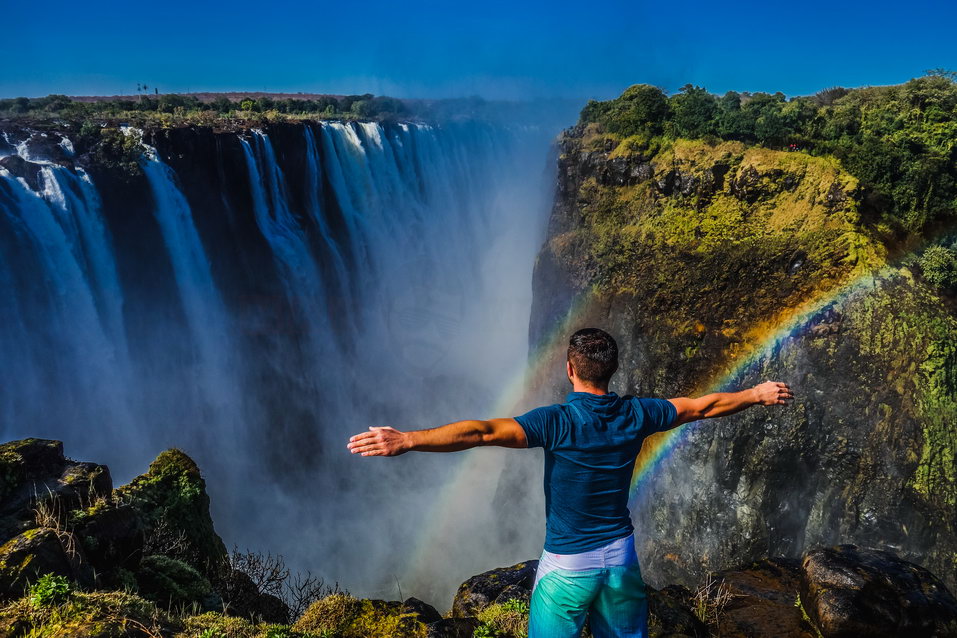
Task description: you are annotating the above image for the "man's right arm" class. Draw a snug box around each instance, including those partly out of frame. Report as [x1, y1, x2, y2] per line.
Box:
[667, 381, 793, 427]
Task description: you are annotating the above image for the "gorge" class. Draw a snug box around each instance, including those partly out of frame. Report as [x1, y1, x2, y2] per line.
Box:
[1, 76, 957, 632]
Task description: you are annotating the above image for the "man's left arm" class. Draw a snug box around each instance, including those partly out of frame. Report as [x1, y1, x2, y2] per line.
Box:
[347, 418, 528, 457]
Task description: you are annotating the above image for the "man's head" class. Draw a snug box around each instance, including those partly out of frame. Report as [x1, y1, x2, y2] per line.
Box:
[567, 328, 619, 388]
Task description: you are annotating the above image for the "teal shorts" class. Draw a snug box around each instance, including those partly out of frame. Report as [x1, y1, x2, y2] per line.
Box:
[528, 539, 648, 638]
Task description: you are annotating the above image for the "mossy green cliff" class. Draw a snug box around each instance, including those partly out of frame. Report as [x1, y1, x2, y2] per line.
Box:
[527, 80, 957, 593]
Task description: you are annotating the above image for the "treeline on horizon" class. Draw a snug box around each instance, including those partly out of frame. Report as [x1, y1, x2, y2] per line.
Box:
[0, 92, 410, 120]
[579, 71, 957, 290]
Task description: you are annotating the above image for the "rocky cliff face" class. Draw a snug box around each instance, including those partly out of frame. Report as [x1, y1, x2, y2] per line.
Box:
[528, 125, 957, 591]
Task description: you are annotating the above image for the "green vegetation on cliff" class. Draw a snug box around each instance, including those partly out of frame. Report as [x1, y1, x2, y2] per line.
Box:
[536, 75, 957, 591]
[579, 71, 957, 235]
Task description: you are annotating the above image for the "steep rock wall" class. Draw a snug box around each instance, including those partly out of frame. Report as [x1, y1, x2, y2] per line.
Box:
[528, 125, 957, 589]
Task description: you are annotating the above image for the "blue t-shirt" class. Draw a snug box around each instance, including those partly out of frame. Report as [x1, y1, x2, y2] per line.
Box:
[515, 391, 677, 554]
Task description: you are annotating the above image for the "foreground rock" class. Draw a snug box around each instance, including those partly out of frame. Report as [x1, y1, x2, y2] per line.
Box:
[802, 545, 957, 638]
[451, 560, 538, 618]
[0, 439, 283, 623]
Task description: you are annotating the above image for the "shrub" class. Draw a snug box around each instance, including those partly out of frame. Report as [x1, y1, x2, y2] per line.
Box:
[29, 573, 71, 607]
[919, 244, 957, 289]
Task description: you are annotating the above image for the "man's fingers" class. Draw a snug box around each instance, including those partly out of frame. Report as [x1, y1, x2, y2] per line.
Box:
[350, 442, 383, 454]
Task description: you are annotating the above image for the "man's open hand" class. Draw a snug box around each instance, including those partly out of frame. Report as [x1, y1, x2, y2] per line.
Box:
[347, 426, 410, 457]
[752, 381, 794, 406]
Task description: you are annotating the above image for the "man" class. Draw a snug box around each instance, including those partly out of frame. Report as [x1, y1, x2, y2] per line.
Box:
[347, 328, 793, 638]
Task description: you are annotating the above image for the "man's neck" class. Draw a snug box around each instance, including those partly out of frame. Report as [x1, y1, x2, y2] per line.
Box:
[571, 382, 609, 395]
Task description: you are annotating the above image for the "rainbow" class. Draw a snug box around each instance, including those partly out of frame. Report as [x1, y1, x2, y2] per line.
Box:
[405, 251, 916, 580]
[628, 266, 887, 495]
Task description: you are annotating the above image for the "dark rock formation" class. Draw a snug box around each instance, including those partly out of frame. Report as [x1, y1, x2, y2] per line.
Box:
[0, 527, 91, 597]
[450, 559, 537, 617]
[801, 545, 957, 638]
[115, 448, 227, 578]
[0, 439, 112, 558]
[713, 558, 817, 638]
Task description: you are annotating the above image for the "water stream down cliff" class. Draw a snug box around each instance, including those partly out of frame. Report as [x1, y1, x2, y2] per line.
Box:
[0, 118, 560, 605]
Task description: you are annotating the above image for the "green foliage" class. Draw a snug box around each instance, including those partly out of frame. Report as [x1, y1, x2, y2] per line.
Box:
[135, 554, 212, 607]
[0, 92, 411, 126]
[475, 599, 529, 638]
[919, 243, 957, 290]
[499, 599, 529, 614]
[473, 624, 502, 638]
[581, 84, 670, 137]
[578, 72, 957, 235]
[29, 574, 71, 607]
[89, 127, 144, 178]
[0, 589, 173, 637]
[292, 594, 425, 638]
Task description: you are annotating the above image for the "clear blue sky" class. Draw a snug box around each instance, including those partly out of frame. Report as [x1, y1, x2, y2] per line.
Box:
[3, 0, 954, 101]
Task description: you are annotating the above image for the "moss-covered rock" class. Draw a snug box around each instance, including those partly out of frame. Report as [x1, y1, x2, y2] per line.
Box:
[0, 589, 173, 637]
[116, 449, 227, 578]
[0, 527, 90, 599]
[0, 439, 112, 542]
[292, 593, 430, 637]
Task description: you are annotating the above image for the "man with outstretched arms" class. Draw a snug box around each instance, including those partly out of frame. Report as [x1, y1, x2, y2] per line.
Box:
[348, 328, 793, 638]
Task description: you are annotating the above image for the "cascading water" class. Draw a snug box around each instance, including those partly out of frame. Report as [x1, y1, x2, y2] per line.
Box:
[0, 116, 561, 606]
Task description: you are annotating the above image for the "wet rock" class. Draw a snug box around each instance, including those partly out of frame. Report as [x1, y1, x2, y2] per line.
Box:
[0, 155, 44, 191]
[450, 559, 537, 617]
[801, 545, 957, 638]
[714, 558, 817, 638]
[494, 583, 531, 606]
[0, 527, 90, 598]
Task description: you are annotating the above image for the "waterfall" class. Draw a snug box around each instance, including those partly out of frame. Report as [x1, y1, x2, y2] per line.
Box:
[0, 117, 560, 606]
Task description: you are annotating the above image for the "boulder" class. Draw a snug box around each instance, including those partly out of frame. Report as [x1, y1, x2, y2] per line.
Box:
[801, 545, 957, 638]
[450, 559, 537, 617]
[0, 527, 90, 598]
[712, 558, 817, 638]
[0, 156, 44, 191]
[0, 439, 112, 541]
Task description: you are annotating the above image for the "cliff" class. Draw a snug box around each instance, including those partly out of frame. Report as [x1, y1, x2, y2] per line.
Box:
[528, 107, 957, 592]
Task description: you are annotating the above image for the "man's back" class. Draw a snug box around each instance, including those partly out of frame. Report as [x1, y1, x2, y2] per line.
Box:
[516, 391, 677, 554]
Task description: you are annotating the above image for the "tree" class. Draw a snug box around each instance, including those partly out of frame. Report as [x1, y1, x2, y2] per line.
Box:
[669, 84, 718, 138]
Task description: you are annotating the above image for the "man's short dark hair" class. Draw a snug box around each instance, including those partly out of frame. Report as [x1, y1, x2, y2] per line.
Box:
[568, 328, 619, 385]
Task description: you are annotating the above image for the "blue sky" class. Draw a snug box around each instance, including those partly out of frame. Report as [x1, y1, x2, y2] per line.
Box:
[2, 0, 955, 101]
